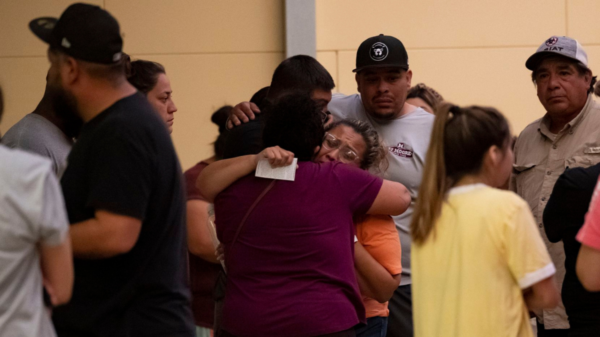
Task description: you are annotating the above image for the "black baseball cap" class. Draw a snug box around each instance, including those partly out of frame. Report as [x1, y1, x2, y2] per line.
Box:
[353, 34, 409, 73]
[29, 3, 123, 64]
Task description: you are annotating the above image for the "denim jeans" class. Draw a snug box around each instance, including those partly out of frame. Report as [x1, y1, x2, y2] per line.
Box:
[355, 316, 388, 337]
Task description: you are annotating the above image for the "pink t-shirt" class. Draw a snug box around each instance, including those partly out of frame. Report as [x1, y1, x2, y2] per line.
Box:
[577, 176, 600, 251]
[215, 161, 383, 337]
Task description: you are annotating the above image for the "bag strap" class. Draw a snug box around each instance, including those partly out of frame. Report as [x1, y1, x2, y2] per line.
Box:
[230, 179, 276, 249]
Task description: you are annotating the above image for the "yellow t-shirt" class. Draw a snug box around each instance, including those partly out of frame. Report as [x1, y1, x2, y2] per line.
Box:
[412, 184, 555, 337]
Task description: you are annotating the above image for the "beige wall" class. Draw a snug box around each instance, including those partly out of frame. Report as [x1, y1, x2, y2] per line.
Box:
[316, 0, 600, 134]
[2, 0, 600, 167]
[0, 0, 284, 170]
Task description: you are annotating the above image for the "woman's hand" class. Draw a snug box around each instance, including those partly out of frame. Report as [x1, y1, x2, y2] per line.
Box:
[255, 146, 295, 168]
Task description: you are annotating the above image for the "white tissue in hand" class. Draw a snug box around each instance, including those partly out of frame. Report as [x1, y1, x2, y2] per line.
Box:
[255, 158, 298, 181]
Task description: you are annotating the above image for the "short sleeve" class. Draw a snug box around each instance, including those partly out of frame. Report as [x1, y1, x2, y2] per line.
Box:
[506, 198, 556, 289]
[356, 215, 402, 276]
[577, 177, 600, 251]
[86, 134, 152, 220]
[332, 163, 383, 215]
[39, 169, 69, 246]
[184, 163, 207, 201]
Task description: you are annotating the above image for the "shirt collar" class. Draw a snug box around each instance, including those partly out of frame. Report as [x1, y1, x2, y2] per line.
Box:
[448, 183, 487, 196]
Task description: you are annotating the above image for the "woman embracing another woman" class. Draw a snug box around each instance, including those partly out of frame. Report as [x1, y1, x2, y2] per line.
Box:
[198, 93, 410, 337]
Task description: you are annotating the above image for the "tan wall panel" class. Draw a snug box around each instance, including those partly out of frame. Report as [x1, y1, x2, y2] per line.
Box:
[409, 48, 546, 134]
[316, 0, 566, 51]
[584, 46, 600, 78]
[316, 51, 339, 92]
[133, 53, 284, 170]
[568, 0, 600, 44]
[0, 0, 104, 57]
[335, 47, 552, 134]
[107, 0, 284, 55]
[337, 51, 358, 94]
[0, 57, 49, 133]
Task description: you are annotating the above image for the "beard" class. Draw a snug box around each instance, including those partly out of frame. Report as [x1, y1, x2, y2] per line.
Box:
[50, 84, 83, 140]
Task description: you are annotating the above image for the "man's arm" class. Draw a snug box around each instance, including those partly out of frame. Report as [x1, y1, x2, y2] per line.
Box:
[70, 210, 142, 259]
[40, 235, 74, 306]
[227, 101, 261, 129]
[576, 244, 600, 291]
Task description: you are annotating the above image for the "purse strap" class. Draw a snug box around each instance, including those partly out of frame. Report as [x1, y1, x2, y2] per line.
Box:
[230, 179, 276, 249]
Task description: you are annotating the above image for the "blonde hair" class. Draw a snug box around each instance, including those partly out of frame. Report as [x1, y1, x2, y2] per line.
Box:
[410, 103, 511, 244]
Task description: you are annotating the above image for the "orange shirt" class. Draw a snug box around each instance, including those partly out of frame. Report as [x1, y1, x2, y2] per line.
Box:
[356, 215, 402, 318]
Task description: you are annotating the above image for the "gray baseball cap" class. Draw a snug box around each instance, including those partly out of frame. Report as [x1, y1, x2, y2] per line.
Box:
[526, 36, 588, 70]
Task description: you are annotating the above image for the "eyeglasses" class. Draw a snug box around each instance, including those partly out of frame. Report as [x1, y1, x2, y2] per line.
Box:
[320, 110, 331, 123]
[322, 133, 360, 163]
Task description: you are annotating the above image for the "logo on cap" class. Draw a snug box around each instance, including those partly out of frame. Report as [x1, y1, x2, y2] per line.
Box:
[370, 42, 388, 62]
[61, 38, 71, 49]
[37, 19, 55, 30]
[545, 36, 559, 47]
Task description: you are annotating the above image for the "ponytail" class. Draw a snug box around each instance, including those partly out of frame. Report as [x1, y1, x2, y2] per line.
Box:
[411, 103, 510, 245]
[411, 104, 455, 244]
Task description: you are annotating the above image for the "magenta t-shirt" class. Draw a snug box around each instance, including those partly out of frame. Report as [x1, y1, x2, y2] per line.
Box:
[215, 161, 383, 337]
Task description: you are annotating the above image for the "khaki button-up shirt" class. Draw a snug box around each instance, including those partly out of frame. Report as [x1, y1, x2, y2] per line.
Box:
[511, 94, 600, 329]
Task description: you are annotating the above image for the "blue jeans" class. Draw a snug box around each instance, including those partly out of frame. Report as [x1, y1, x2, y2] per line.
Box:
[355, 317, 388, 337]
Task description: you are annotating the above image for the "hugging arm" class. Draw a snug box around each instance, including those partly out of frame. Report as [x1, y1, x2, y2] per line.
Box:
[354, 242, 401, 302]
[367, 180, 411, 216]
[197, 146, 295, 203]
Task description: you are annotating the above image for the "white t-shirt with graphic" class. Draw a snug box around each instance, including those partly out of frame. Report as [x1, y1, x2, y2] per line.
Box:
[329, 93, 434, 285]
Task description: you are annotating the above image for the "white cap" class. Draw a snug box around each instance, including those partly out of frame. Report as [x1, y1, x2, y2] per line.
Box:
[526, 36, 588, 70]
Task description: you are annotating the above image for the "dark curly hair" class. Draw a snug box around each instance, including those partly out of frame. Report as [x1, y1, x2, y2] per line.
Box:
[125, 56, 166, 94]
[326, 119, 388, 173]
[262, 92, 325, 161]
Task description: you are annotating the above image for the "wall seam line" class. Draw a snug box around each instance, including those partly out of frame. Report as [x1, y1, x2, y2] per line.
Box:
[565, 0, 569, 36]
[318, 43, 600, 53]
[335, 50, 340, 93]
[0, 51, 286, 59]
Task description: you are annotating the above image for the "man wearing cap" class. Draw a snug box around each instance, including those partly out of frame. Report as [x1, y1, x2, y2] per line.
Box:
[29, 3, 194, 337]
[326, 34, 433, 337]
[512, 36, 600, 336]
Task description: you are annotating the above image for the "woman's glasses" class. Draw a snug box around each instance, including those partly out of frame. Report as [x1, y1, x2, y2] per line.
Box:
[322, 133, 360, 164]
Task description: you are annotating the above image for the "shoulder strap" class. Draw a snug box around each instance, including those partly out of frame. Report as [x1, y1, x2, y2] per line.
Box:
[230, 179, 276, 249]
